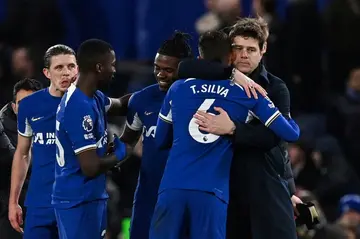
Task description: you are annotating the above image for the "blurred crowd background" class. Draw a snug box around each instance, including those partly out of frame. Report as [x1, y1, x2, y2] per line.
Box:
[1, 0, 360, 238]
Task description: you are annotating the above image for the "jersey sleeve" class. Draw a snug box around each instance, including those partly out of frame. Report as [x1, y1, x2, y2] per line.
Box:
[96, 90, 112, 113]
[155, 82, 181, 148]
[251, 95, 281, 127]
[158, 88, 173, 124]
[17, 100, 33, 137]
[63, 103, 98, 154]
[125, 93, 143, 131]
[251, 95, 300, 142]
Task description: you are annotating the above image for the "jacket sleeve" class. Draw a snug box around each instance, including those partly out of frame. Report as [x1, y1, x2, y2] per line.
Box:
[233, 81, 296, 195]
[232, 121, 280, 151]
[0, 120, 16, 169]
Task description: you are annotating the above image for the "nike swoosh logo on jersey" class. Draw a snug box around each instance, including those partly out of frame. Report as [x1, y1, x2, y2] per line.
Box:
[144, 111, 153, 116]
[31, 116, 43, 121]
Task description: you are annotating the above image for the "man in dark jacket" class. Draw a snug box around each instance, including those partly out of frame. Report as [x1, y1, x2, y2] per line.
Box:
[0, 78, 42, 238]
[178, 18, 300, 239]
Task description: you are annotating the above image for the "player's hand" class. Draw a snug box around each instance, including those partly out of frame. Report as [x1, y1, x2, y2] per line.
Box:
[193, 107, 235, 136]
[113, 134, 127, 161]
[8, 203, 24, 233]
[70, 73, 78, 83]
[233, 68, 267, 99]
[291, 195, 303, 216]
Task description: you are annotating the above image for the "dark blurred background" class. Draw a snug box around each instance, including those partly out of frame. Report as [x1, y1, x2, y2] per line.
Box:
[1, 0, 360, 238]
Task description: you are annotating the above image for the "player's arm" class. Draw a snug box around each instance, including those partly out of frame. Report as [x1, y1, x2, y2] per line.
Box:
[9, 135, 31, 205]
[64, 106, 129, 178]
[251, 95, 299, 142]
[155, 90, 173, 149]
[107, 93, 132, 116]
[9, 101, 32, 207]
[76, 147, 129, 178]
[120, 94, 142, 146]
[232, 84, 290, 150]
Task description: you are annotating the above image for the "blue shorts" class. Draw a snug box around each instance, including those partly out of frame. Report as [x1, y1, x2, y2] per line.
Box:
[24, 207, 58, 239]
[55, 199, 107, 239]
[149, 189, 227, 239]
[130, 196, 157, 239]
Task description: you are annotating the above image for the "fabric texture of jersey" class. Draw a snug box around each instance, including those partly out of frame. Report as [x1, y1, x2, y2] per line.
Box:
[24, 207, 58, 239]
[55, 199, 107, 239]
[126, 84, 169, 238]
[17, 88, 62, 207]
[52, 84, 111, 209]
[158, 78, 281, 203]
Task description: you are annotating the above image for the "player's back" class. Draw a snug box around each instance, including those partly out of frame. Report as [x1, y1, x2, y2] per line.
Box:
[17, 88, 61, 207]
[53, 84, 109, 208]
[159, 78, 254, 203]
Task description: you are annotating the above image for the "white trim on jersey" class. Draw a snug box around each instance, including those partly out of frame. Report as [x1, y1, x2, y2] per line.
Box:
[65, 84, 77, 107]
[233, 82, 244, 90]
[159, 111, 172, 123]
[74, 144, 98, 154]
[105, 97, 112, 112]
[18, 118, 33, 137]
[126, 112, 143, 131]
[265, 110, 281, 127]
[184, 78, 196, 82]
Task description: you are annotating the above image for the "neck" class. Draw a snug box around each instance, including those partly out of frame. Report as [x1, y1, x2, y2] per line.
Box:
[48, 84, 64, 97]
[76, 73, 97, 97]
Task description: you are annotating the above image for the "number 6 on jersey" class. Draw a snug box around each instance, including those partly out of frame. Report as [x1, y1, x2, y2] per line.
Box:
[188, 99, 219, 144]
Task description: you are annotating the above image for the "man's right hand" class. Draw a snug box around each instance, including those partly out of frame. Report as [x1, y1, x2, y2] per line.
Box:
[8, 203, 24, 233]
[233, 68, 267, 99]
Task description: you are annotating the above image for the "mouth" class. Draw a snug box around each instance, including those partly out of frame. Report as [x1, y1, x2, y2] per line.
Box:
[60, 80, 71, 88]
[238, 62, 250, 66]
[158, 79, 170, 87]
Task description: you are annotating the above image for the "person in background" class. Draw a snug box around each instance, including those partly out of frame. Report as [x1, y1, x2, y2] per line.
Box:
[0, 78, 42, 239]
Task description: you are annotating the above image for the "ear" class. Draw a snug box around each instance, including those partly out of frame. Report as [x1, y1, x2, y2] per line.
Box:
[96, 63, 102, 73]
[261, 42, 267, 55]
[11, 102, 16, 113]
[43, 68, 51, 79]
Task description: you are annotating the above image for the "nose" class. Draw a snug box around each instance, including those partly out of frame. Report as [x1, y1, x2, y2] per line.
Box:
[157, 70, 166, 79]
[62, 67, 70, 75]
[239, 49, 248, 59]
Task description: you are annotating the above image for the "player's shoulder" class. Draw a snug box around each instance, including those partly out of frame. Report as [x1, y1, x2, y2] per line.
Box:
[129, 83, 160, 104]
[18, 88, 48, 115]
[94, 89, 106, 99]
[62, 85, 91, 112]
[20, 88, 47, 105]
[169, 79, 188, 92]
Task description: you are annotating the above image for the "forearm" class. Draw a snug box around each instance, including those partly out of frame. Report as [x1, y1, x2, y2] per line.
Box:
[83, 147, 132, 178]
[9, 150, 30, 204]
[107, 93, 132, 116]
[97, 154, 122, 176]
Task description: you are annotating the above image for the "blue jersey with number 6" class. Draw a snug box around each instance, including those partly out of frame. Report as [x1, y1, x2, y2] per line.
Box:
[52, 84, 112, 209]
[156, 78, 299, 203]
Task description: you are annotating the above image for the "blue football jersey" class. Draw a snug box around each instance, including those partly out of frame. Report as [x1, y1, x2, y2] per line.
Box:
[17, 88, 61, 207]
[52, 84, 112, 208]
[126, 84, 169, 203]
[156, 78, 291, 203]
